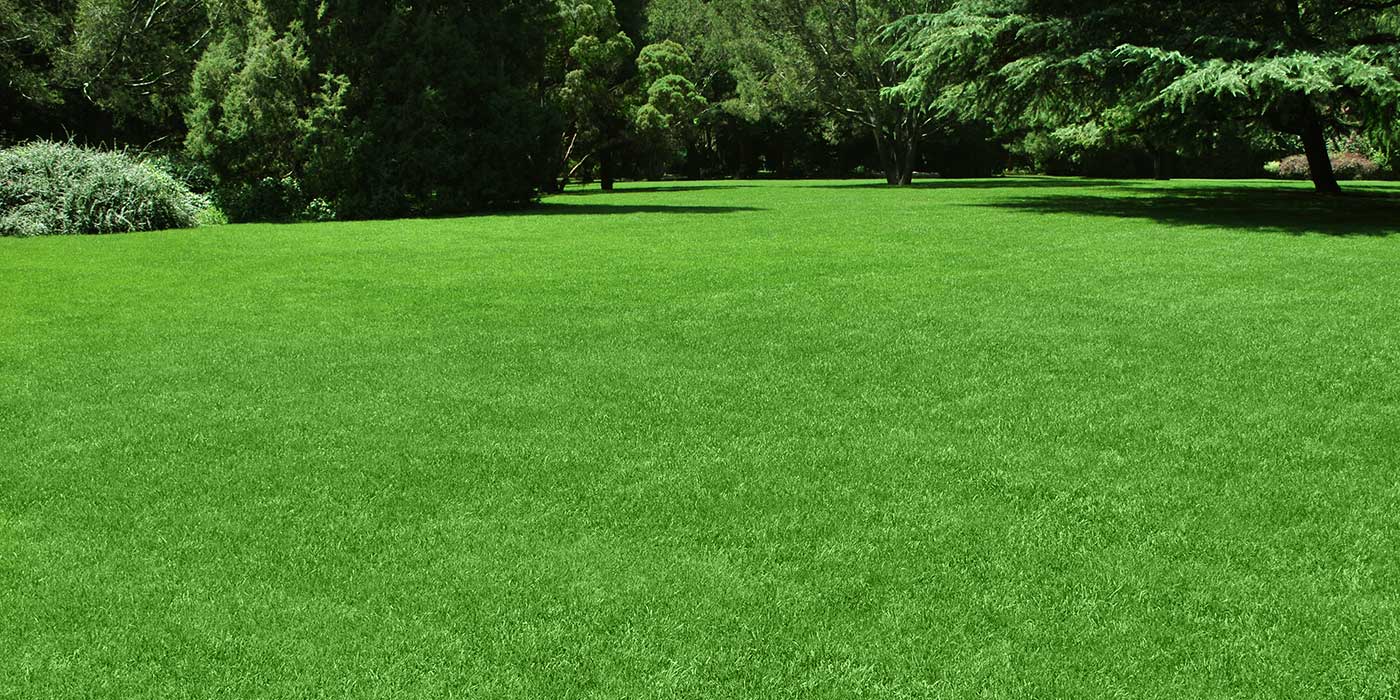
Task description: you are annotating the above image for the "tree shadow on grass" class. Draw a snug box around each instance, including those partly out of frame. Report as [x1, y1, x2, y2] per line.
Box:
[807, 177, 1130, 190]
[515, 202, 765, 216]
[976, 186, 1400, 237]
[556, 184, 757, 196]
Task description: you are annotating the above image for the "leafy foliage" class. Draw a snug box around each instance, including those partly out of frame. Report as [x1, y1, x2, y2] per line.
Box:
[0, 0, 70, 138]
[8, 0, 1399, 211]
[549, 1, 706, 188]
[1, 0, 213, 145]
[631, 41, 708, 158]
[891, 0, 1400, 191]
[717, 0, 946, 184]
[60, 0, 212, 130]
[185, 0, 559, 220]
[0, 141, 204, 236]
[554, 0, 637, 185]
[184, 7, 323, 221]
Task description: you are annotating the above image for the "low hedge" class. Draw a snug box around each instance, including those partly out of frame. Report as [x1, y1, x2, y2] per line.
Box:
[0, 141, 206, 237]
[1268, 152, 1381, 181]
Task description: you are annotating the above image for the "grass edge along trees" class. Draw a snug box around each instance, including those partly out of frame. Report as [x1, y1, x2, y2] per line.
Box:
[5, 0, 1400, 229]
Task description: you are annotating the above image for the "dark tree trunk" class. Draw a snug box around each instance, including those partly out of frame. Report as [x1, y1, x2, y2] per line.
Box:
[738, 135, 756, 178]
[1301, 101, 1341, 194]
[600, 148, 615, 191]
[900, 138, 917, 186]
[772, 140, 787, 178]
[684, 138, 702, 179]
[1149, 148, 1170, 181]
[874, 129, 916, 186]
[874, 130, 895, 184]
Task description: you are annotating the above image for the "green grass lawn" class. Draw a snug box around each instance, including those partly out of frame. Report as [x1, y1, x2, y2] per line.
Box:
[3, 178, 1399, 698]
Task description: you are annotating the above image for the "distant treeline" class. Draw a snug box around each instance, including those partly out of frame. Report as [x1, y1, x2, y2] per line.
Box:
[5, 0, 1397, 220]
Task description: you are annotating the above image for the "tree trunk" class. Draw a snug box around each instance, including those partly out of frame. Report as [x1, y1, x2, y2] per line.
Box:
[1150, 149, 1169, 181]
[873, 130, 896, 184]
[738, 134, 755, 178]
[600, 148, 615, 191]
[1301, 101, 1341, 194]
[874, 129, 916, 186]
[900, 138, 917, 186]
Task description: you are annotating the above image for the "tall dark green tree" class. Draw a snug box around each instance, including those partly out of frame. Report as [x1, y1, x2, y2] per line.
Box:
[647, 0, 828, 178]
[186, 0, 561, 220]
[184, 2, 329, 219]
[553, 0, 636, 189]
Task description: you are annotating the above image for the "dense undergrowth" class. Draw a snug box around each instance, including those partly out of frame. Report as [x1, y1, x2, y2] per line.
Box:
[0, 141, 208, 237]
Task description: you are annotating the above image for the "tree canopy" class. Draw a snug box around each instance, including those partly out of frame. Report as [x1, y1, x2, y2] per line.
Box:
[4, 0, 1398, 218]
[889, 0, 1400, 191]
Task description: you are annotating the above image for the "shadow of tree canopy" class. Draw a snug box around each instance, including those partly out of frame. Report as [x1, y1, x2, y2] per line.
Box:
[975, 186, 1400, 237]
[807, 177, 1130, 190]
[556, 184, 757, 196]
[518, 202, 765, 216]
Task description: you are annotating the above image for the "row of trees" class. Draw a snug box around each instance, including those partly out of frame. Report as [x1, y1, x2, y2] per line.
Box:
[2, 0, 706, 219]
[645, 0, 1400, 191]
[5, 0, 1399, 218]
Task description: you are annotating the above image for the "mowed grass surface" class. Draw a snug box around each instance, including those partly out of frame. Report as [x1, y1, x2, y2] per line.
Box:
[3, 178, 1399, 698]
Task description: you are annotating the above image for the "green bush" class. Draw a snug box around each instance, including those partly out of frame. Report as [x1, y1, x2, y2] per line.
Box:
[0, 141, 204, 237]
[144, 152, 218, 195]
[212, 176, 306, 224]
[196, 203, 229, 227]
[300, 197, 337, 222]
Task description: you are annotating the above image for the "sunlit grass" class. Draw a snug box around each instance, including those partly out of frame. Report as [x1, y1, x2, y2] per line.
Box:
[3, 178, 1398, 697]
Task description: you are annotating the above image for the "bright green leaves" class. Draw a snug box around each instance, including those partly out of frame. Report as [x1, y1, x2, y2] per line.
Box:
[1131, 48, 1400, 112]
[555, 0, 634, 158]
[551, 0, 704, 184]
[559, 0, 633, 102]
[634, 74, 707, 133]
[632, 41, 707, 134]
[636, 40, 693, 85]
[891, 0, 1400, 187]
[185, 11, 316, 183]
[183, 10, 334, 219]
[570, 32, 635, 73]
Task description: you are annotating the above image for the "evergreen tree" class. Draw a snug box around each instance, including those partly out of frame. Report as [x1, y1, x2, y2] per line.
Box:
[551, 0, 706, 190]
[186, 0, 561, 220]
[892, 0, 1400, 192]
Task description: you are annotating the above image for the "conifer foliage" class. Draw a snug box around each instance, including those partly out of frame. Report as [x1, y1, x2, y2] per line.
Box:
[889, 0, 1400, 192]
